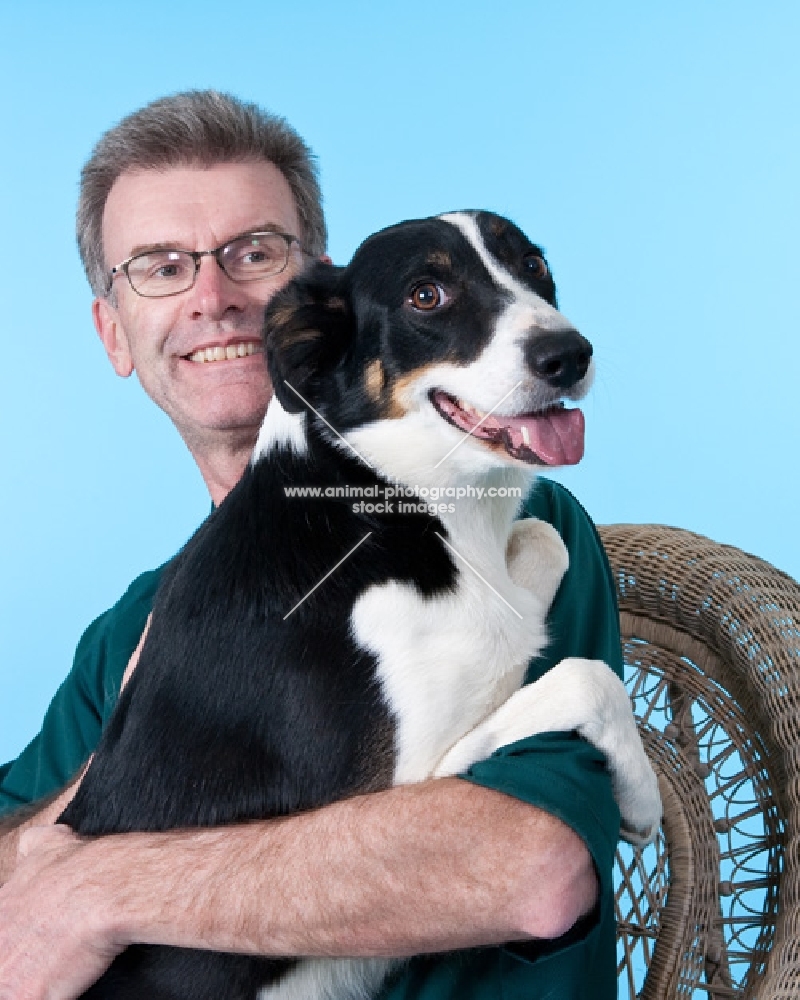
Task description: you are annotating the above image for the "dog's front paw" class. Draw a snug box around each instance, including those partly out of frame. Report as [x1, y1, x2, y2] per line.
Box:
[560, 658, 662, 846]
[615, 758, 662, 847]
[505, 518, 569, 608]
[434, 657, 663, 846]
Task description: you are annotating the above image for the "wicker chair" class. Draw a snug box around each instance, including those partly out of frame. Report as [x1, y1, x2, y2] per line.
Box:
[601, 525, 800, 999]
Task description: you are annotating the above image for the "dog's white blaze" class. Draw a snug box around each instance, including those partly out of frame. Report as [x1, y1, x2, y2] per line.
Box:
[438, 212, 593, 413]
[438, 211, 558, 308]
[252, 396, 308, 462]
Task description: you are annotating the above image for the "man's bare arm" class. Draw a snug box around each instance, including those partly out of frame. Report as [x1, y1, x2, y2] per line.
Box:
[0, 776, 597, 1000]
[102, 778, 596, 956]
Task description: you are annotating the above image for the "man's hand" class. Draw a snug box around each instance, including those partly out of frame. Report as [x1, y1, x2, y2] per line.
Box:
[0, 826, 122, 1000]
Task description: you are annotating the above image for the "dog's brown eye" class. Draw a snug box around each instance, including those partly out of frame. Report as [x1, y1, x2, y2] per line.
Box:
[410, 283, 446, 310]
[523, 253, 549, 280]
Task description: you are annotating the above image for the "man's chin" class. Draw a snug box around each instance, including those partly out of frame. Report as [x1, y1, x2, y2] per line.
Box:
[165, 396, 270, 453]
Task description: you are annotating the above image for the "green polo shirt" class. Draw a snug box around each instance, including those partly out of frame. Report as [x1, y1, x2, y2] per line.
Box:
[0, 478, 622, 999]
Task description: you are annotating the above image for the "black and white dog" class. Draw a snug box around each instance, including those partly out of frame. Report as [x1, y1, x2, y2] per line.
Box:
[62, 211, 661, 1000]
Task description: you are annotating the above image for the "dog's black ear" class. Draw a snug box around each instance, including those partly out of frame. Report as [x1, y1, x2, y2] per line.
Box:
[264, 261, 354, 414]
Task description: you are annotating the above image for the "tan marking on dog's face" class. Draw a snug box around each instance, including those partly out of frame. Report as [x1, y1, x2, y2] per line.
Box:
[426, 250, 452, 268]
[387, 363, 444, 419]
[274, 327, 324, 347]
[327, 296, 348, 312]
[382, 392, 407, 420]
[268, 304, 301, 331]
[364, 359, 386, 401]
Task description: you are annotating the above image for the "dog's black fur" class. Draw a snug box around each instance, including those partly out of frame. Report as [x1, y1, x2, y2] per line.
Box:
[61, 212, 589, 1000]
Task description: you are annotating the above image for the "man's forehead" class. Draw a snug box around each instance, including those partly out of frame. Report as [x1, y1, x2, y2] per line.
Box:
[102, 161, 301, 261]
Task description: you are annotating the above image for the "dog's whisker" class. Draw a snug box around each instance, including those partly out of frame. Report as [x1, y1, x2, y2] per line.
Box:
[434, 532, 523, 620]
[283, 532, 373, 620]
[283, 380, 376, 469]
[433, 381, 524, 469]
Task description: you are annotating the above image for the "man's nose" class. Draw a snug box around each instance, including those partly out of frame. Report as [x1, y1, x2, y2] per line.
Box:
[187, 256, 247, 319]
[524, 329, 593, 389]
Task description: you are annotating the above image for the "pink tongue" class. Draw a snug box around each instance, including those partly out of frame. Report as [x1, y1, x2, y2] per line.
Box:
[433, 391, 586, 466]
[493, 408, 586, 466]
[510, 408, 585, 465]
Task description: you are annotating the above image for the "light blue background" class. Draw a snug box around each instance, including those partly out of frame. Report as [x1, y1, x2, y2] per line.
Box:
[1, 1, 797, 764]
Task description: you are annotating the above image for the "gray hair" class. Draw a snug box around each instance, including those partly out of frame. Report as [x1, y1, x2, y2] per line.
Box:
[77, 90, 327, 298]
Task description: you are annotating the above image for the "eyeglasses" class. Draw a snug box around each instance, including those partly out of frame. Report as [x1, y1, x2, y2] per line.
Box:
[109, 230, 311, 298]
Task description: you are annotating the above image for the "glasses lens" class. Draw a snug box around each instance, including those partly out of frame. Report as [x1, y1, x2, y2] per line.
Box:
[126, 251, 195, 297]
[220, 233, 290, 281]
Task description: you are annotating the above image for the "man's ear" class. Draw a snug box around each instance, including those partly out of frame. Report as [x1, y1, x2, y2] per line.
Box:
[265, 261, 353, 414]
[93, 297, 134, 377]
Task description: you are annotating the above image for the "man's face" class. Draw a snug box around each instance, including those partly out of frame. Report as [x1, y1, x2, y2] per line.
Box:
[94, 161, 305, 451]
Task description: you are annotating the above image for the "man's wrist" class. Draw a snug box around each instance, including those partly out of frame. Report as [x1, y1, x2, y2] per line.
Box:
[81, 826, 263, 955]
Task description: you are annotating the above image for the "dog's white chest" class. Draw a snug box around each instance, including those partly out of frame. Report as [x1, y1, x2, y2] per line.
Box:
[349, 548, 549, 784]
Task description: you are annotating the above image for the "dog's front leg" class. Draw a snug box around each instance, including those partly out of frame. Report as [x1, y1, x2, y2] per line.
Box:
[433, 658, 662, 846]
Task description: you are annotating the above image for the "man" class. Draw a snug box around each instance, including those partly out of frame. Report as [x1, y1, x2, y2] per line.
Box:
[0, 90, 622, 999]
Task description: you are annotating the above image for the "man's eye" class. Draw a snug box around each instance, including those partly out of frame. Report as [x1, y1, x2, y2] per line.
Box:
[409, 283, 448, 310]
[237, 248, 282, 267]
[523, 252, 549, 280]
[133, 253, 191, 282]
[225, 234, 286, 269]
[242, 250, 268, 264]
[153, 263, 182, 279]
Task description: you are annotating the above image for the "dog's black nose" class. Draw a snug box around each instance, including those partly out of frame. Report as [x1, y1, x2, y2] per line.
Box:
[525, 330, 593, 389]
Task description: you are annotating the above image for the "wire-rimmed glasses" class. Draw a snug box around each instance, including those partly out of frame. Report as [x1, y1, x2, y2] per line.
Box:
[108, 231, 310, 298]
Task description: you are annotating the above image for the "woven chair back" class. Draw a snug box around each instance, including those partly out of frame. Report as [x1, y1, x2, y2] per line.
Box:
[599, 524, 800, 999]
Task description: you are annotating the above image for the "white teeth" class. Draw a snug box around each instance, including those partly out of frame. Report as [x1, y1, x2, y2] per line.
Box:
[521, 425, 531, 446]
[187, 342, 260, 363]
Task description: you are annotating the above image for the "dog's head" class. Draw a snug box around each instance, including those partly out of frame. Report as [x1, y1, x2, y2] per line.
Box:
[263, 211, 593, 483]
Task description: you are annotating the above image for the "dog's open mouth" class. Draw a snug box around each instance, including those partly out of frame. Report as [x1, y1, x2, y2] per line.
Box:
[430, 389, 585, 466]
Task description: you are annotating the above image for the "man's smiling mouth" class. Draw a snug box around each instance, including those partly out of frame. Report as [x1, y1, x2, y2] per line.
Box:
[185, 342, 263, 363]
